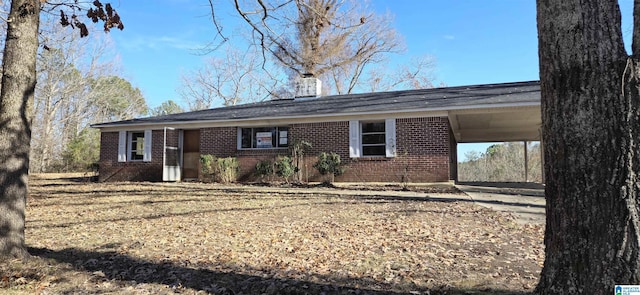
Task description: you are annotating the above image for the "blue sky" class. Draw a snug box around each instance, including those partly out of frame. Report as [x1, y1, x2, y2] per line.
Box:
[107, 0, 631, 160]
[111, 1, 541, 106]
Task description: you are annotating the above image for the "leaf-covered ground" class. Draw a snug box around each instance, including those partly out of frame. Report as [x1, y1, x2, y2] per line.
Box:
[1, 174, 544, 294]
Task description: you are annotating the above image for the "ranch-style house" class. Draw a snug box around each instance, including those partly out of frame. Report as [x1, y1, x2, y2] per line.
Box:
[91, 79, 541, 183]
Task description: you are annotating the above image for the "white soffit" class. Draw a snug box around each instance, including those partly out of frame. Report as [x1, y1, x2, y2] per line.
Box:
[449, 106, 541, 143]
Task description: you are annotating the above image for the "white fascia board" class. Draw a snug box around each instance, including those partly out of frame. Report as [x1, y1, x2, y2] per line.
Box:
[93, 102, 539, 132]
[446, 102, 540, 114]
[94, 111, 447, 132]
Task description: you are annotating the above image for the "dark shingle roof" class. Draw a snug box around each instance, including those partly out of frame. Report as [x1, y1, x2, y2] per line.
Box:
[92, 80, 540, 128]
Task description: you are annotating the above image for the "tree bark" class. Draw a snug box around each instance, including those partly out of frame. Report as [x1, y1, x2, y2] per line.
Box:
[0, 0, 40, 258]
[535, 0, 640, 293]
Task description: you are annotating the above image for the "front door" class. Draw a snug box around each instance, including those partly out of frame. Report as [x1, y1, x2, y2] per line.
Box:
[163, 127, 181, 181]
[182, 129, 200, 179]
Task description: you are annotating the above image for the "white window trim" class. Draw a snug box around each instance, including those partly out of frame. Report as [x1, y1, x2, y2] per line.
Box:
[118, 130, 152, 162]
[385, 118, 397, 157]
[143, 129, 152, 162]
[349, 119, 396, 158]
[128, 131, 145, 162]
[118, 131, 127, 162]
[361, 121, 386, 157]
[349, 120, 361, 158]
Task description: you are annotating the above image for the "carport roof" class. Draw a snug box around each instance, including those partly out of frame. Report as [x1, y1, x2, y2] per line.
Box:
[92, 80, 541, 142]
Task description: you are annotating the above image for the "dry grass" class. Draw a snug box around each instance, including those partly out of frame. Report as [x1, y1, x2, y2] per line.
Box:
[0, 174, 544, 294]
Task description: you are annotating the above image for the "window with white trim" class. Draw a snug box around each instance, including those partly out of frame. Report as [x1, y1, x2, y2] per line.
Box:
[349, 119, 396, 158]
[239, 127, 289, 149]
[361, 122, 386, 156]
[129, 131, 145, 161]
[118, 130, 152, 162]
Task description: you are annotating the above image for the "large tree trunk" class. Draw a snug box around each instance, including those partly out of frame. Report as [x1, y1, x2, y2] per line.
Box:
[0, 0, 40, 258]
[535, 0, 640, 293]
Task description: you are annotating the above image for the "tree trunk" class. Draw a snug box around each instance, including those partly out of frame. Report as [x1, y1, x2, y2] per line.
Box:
[0, 0, 40, 258]
[535, 0, 640, 293]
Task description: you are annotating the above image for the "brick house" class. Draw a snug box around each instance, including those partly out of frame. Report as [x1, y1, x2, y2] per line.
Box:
[91, 80, 541, 183]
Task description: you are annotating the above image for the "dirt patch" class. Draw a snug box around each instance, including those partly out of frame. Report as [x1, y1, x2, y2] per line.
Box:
[1, 174, 544, 294]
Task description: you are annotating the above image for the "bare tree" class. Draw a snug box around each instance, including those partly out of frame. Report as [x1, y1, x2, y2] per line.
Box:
[191, 0, 437, 101]
[535, 0, 640, 293]
[0, 0, 123, 257]
[361, 55, 441, 93]
[220, 0, 420, 95]
[0, 0, 40, 259]
[30, 16, 138, 173]
[273, 0, 402, 77]
[457, 142, 542, 183]
[179, 45, 284, 110]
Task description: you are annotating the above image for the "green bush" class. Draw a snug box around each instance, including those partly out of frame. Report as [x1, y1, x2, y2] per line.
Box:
[200, 154, 216, 178]
[61, 128, 100, 172]
[275, 156, 294, 183]
[200, 155, 239, 183]
[313, 152, 345, 183]
[255, 159, 274, 181]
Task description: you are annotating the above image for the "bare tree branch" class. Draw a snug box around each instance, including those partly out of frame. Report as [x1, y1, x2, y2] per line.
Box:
[202, 0, 438, 97]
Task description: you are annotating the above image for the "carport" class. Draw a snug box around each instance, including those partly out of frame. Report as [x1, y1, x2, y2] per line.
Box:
[447, 87, 542, 182]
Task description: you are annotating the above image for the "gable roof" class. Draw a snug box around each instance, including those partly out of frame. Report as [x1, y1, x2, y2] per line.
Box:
[91, 80, 540, 129]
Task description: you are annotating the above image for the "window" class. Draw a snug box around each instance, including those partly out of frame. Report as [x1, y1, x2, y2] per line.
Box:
[239, 127, 289, 149]
[349, 119, 396, 158]
[129, 131, 145, 161]
[361, 122, 386, 156]
[118, 130, 152, 162]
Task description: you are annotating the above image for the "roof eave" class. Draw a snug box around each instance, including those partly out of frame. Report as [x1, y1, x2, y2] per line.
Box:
[91, 101, 540, 130]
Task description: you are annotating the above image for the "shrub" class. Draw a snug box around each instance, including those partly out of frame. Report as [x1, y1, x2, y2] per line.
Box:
[290, 140, 312, 183]
[216, 157, 239, 183]
[200, 154, 239, 183]
[255, 159, 274, 181]
[275, 156, 294, 183]
[200, 154, 216, 179]
[313, 152, 345, 183]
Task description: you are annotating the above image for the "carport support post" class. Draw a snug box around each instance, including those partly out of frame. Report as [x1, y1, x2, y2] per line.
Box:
[524, 141, 528, 182]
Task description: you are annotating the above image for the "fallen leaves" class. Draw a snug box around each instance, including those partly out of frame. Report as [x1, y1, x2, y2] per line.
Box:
[1, 174, 545, 294]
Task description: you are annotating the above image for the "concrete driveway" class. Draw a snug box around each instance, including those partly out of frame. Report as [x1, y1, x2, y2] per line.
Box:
[456, 182, 546, 224]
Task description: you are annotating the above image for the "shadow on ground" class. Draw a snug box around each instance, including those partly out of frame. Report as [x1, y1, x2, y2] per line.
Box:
[29, 246, 531, 295]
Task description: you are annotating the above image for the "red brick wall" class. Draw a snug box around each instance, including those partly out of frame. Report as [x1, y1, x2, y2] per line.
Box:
[98, 117, 453, 183]
[98, 130, 176, 182]
[218, 118, 451, 183]
[200, 127, 288, 181]
[338, 117, 451, 183]
[288, 121, 349, 182]
[449, 127, 458, 181]
[200, 127, 237, 158]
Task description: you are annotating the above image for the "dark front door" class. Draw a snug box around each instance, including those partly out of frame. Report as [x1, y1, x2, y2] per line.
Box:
[182, 130, 200, 179]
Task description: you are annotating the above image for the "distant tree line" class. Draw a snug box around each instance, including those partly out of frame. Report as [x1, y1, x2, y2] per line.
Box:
[458, 142, 542, 183]
[27, 17, 147, 173]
